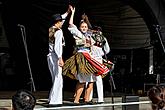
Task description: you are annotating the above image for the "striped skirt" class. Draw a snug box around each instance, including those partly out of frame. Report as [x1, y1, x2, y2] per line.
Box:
[62, 52, 111, 80]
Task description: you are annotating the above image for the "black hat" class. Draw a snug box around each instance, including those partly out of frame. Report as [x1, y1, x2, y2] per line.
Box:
[52, 14, 64, 22]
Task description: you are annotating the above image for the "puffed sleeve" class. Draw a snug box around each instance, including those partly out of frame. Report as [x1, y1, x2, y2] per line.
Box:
[54, 30, 63, 58]
[61, 13, 67, 25]
[103, 37, 110, 54]
[68, 24, 85, 39]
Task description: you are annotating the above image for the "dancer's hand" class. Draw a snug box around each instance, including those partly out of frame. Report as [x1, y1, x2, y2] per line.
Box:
[67, 5, 72, 13]
[58, 58, 64, 67]
[70, 5, 75, 13]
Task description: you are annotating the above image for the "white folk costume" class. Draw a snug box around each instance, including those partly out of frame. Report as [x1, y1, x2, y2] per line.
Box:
[62, 24, 110, 83]
[47, 14, 66, 105]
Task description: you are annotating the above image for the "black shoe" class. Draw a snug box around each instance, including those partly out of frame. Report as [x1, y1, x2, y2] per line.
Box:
[84, 100, 95, 105]
[41, 101, 49, 105]
[96, 102, 104, 104]
[70, 102, 84, 106]
[47, 104, 63, 107]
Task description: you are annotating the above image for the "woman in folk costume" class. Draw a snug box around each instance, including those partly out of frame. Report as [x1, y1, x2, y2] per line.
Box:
[62, 6, 110, 104]
[81, 14, 111, 103]
[81, 15, 113, 104]
[47, 5, 71, 106]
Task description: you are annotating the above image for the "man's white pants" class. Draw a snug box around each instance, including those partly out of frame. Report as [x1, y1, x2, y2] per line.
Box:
[88, 75, 104, 102]
[47, 54, 63, 104]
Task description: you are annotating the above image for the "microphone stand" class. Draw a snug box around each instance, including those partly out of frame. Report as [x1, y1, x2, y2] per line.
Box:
[154, 25, 165, 53]
[154, 25, 165, 87]
[102, 43, 116, 110]
[18, 24, 36, 92]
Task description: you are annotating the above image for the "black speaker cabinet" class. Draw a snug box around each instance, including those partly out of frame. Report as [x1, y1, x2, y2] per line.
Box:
[122, 95, 139, 110]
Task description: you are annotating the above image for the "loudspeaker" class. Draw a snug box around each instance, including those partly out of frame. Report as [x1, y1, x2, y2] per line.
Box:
[122, 95, 139, 110]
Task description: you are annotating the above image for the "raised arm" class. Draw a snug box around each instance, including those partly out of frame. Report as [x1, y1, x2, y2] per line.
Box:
[69, 6, 75, 25]
[61, 5, 72, 19]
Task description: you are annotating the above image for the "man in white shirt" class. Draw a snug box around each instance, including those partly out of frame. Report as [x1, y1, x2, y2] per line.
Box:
[89, 26, 110, 104]
[47, 5, 71, 106]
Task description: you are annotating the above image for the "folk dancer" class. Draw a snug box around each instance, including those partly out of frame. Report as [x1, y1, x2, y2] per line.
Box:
[62, 6, 110, 104]
[47, 5, 71, 106]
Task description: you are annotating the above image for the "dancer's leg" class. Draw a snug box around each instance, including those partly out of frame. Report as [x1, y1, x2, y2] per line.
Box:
[96, 75, 104, 102]
[84, 82, 94, 102]
[74, 82, 85, 103]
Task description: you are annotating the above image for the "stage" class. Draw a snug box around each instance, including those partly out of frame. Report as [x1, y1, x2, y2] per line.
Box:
[0, 91, 152, 110]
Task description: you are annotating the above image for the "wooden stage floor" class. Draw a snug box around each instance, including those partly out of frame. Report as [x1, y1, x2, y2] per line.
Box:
[0, 91, 152, 110]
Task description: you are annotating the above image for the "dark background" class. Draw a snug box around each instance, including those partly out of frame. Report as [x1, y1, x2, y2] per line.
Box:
[0, 0, 165, 95]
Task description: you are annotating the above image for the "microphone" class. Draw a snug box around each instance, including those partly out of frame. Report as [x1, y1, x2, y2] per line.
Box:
[153, 24, 161, 30]
[17, 24, 25, 28]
